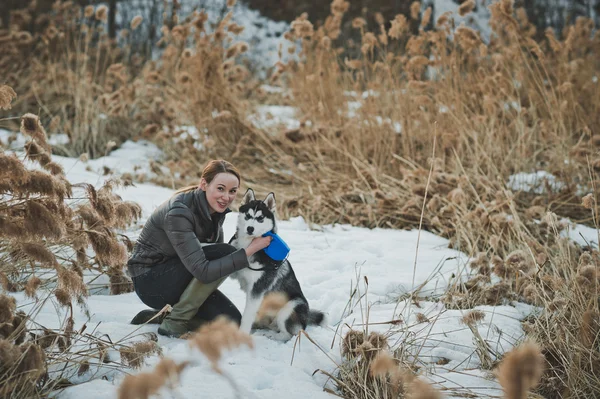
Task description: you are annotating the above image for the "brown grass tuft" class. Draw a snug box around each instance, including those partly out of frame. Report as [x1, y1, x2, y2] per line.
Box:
[421, 7, 432, 28]
[130, 16, 143, 30]
[0, 295, 17, 324]
[580, 309, 600, 348]
[461, 310, 486, 326]
[370, 351, 396, 377]
[187, 316, 253, 373]
[20, 114, 40, 136]
[291, 18, 314, 39]
[415, 313, 430, 323]
[24, 276, 41, 299]
[19, 170, 67, 199]
[458, 0, 476, 17]
[20, 113, 51, 154]
[57, 266, 88, 299]
[54, 288, 71, 307]
[352, 17, 367, 29]
[95, 6, 108, 23]
[0, 153, 29, 184]
[19, 242, 57, 266]
[0, 85, 17, 110]
[24, 201, 65, 240]
[77, 361, 90, 376]
[84, 5, 94, 18]
[331, 0, 349, 16]
[582, 193, 594, 209]
[117, 358, 189, 399]
[410, 2, 421, 20]
[408, 378, 442, 399]
[342, 329, 365, 357]
[497, 342, 545, 399]
[367, 331, 389, 351]
[0, 273, 18, 293]
[119, 340, 162, 369]
[389, 14, 408, 39]
[0, 340, 46, 397]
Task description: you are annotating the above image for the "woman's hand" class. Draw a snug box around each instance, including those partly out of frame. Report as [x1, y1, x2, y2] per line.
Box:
[245, 236, 272, 257]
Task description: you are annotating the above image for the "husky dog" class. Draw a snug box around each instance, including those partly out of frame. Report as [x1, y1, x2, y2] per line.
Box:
[229, 189, 325, 340]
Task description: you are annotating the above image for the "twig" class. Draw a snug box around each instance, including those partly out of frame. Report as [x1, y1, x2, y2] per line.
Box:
[411, 123, 437, 292]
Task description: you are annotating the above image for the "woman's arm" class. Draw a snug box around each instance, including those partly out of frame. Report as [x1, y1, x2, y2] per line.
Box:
[164, 204, 249, 283]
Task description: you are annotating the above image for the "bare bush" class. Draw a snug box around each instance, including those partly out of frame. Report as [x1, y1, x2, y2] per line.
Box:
[0, 108, 142, 397]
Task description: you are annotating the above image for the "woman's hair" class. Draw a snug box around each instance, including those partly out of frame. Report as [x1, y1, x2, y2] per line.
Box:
[174, 160, 241, 195]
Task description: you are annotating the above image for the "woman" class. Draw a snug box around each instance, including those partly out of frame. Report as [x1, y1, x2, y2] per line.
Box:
[127, 160, 271, 338]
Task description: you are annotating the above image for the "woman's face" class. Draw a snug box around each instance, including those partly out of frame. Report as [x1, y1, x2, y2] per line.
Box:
[200, 172, 240, 214]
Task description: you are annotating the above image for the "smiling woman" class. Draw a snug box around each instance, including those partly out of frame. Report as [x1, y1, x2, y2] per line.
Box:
[200, 172, 240, 213]
[126, 160, 273, 338]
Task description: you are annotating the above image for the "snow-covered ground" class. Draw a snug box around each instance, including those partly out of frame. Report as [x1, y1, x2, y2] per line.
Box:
[4, 1, 599, 396]
[1, 125, 566, 399]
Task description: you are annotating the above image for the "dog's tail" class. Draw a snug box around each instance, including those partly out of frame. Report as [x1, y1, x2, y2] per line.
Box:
[307, 309, 325, 326]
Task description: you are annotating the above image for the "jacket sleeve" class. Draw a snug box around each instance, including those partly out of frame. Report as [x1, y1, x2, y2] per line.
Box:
[164, 204, 249, 283]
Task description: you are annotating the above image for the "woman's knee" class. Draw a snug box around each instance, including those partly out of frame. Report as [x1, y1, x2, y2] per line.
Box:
[202, 243, 238, 260]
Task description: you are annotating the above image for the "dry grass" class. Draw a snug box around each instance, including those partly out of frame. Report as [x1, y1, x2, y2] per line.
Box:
[306, 269, 444, 399]
[187, 316, 254, 374]
[268, 4, 599, 396]
[117, 316, 253, 399]
[0, 108, 142, 397]
[265, 2, 598, 396]
[334, 328, 425, 399]
[497, 341, 545, 399]
[2, 0, 600, 397]
[1, 112, 141, 297]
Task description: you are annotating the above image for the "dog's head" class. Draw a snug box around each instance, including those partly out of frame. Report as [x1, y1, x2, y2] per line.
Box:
[236, 188, 277, 238]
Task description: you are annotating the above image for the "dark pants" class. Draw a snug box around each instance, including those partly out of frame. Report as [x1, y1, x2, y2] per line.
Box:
[130, 243, 241, 324]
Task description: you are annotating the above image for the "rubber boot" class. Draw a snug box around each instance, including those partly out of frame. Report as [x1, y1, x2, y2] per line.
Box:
[157, 277, 225, 338]
[130, 309, 165, 325]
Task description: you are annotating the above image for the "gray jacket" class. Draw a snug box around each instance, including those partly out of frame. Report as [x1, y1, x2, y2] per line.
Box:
[126, 189, 249, 283]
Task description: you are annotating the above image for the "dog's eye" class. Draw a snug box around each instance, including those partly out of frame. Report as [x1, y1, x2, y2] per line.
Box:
[245, 214, 251, 220]
[256, 217, 264, 223]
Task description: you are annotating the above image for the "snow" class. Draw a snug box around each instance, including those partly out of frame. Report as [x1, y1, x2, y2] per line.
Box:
[434, 0, 495, 42]
[260, 84, 287, 94]
[564, 222, 599, 249]
[3, 121, 598, 398]
[0, 129, 165, 186]
[248, 105, 300, 130]
[507, 170, 565, 194]
[4, 1, 598, 396]
[249, 102, 404, 135]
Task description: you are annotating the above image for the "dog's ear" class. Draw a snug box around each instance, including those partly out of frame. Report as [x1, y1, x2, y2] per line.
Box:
[263, 192, 276, 212]
[242, 188, 255, 205]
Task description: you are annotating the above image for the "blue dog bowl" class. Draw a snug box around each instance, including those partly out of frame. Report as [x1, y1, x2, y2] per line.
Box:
[262, 231, 290, 261]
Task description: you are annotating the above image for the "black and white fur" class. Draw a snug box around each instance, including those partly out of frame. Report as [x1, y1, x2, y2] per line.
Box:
[229, 189, 325, 340]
